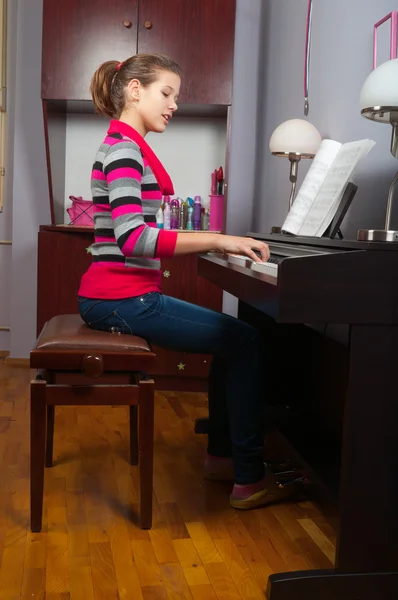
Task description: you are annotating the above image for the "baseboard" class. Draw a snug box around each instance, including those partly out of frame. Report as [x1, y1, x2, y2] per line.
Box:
[0, 350, 10, 359]
[4, 357, 30, 367]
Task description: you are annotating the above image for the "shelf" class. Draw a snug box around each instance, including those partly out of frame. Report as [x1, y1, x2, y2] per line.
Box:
[45, 99, 229, 119]
[40, 225, 221, 234]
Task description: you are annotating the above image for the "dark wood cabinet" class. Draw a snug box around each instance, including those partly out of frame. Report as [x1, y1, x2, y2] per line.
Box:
[37, 226, 222, 391]
[137, 0, 236, 104]
[42, 0, 236, 104]
[42, 0, 138, 100]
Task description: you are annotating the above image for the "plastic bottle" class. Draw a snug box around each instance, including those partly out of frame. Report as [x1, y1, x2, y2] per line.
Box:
[202, 208, 210, 231]
[163, 195, 171, 230]
[156, 206, 164, 229]
[179, 199, 187, 229]
[186, 198, 194, 230]
[193, 195, 202, 230]
[170, 198, 180, 229]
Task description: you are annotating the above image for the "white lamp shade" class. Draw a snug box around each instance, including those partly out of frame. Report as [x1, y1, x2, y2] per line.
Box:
[360, 58, 398, 123]
[269, 118, 322, 157]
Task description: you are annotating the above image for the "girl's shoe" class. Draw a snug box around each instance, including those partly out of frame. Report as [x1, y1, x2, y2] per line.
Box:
[230, 472, 297, 510]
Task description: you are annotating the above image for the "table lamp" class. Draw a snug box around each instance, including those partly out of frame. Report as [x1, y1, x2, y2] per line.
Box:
[358, 58, 398, 242]
[269, 118, 322, 212]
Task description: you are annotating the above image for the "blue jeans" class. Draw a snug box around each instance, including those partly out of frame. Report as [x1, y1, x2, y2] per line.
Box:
[78, 292, 266, 484]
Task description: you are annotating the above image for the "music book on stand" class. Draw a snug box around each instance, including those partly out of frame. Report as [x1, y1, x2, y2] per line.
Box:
[281, 138, 375, 237]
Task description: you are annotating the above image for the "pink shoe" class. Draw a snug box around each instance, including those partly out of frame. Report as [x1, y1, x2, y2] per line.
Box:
[230, 472, 297, 510]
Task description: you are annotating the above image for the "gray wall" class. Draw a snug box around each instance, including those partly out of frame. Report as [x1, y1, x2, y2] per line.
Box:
[0, 0, 17, 351]
[8, 0, 51, 359]
[255, 0, 398, 237]
[223, 0, 263, 316]
[226, 0, 263, 236]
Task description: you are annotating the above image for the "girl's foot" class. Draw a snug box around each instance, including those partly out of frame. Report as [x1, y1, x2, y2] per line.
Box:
[230, 472, 297, 509]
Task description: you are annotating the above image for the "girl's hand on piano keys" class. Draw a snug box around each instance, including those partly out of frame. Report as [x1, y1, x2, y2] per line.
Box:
[216, 236, 270, 263]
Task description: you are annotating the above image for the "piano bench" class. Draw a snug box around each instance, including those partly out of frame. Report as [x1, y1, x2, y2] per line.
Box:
[29, 314, 156, 532]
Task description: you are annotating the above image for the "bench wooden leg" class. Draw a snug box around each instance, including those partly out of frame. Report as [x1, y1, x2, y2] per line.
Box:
[30, 378, 47, 532]
[138, 379, 154, 529]
[129, 406, 138, 465]
[45, 405, 55, 467]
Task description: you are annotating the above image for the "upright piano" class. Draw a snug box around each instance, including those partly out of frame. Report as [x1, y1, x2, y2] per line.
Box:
[198, 232, 398, 600]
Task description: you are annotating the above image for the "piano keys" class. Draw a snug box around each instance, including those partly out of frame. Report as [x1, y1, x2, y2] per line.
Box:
[227, 239, 332, 278]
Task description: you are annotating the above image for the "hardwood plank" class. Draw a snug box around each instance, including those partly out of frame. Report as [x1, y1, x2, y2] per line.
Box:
[131, 540, 163, 588]
[160, 562, 194, 599]
[203, 562, 241, 599]
[149, 528, 178, 564]
[89, 542, 119, 600]
[185, 523, 223, 564]
[214, 538, 265, 600]
[190, 584, 218, 600]
[173, 539, 210, 587]
[297, 517, 336, 563]
[142, 586, 168, 599]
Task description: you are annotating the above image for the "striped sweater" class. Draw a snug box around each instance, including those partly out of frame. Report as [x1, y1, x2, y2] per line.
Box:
[78, 120, 178, 299]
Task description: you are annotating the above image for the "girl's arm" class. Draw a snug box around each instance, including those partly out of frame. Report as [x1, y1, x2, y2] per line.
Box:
[103, 139, 177, 259]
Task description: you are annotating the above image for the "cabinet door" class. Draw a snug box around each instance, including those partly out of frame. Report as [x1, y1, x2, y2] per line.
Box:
[161, 254, 222, 309]
[42, 0, 138, 100]
[138, 0, 236, 105]
[37, 228, 93, 335]
[161, 255, 199, 303]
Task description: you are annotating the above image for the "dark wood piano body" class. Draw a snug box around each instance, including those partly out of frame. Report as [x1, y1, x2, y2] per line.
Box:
[198, 233, 398, 600]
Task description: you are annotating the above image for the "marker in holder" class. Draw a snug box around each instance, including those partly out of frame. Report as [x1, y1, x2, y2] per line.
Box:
[209, 194, 224, 231]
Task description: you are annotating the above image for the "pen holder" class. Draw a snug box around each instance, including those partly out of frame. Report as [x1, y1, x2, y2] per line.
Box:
[209, 194, 224, 231]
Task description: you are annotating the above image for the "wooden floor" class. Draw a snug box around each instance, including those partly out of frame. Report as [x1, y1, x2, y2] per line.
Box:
[0, 361, 338, 600]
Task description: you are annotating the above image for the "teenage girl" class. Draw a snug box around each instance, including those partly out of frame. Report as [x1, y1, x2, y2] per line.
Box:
[78, 53, 290, 510]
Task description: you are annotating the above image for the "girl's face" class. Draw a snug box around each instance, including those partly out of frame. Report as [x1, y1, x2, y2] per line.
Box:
[128, 69, 180, 136]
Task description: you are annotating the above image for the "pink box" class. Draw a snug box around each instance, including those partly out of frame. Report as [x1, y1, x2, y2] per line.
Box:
[209, 194, 224, 231]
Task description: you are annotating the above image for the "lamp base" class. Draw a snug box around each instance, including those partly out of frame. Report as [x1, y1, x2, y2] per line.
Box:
[357, 229, 398, 242]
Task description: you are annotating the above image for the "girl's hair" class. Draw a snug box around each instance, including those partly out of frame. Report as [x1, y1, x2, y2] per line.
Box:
[90, 53, 182, 119]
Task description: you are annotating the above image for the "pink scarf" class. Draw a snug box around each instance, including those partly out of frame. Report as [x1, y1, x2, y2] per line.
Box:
[108, 120, 174, 195]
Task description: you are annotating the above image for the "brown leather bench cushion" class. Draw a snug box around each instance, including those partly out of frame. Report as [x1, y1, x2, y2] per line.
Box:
[34, 314, 151, 353]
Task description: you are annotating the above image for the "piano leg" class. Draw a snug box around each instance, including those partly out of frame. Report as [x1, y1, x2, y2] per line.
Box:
[267, 323, 398, 599]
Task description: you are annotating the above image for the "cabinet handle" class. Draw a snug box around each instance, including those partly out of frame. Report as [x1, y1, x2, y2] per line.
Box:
[123, 19, 132, 28]
[163, 270, 170, 278]
[144, 20, 153, 29]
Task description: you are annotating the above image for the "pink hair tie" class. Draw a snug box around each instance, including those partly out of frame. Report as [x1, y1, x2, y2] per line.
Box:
[116, 61, 124, 71]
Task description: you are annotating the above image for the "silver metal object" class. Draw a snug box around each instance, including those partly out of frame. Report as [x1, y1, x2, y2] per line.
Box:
[357, 105, 398, 242]
[288, 153, 301, 210]
[361, 106, 398, 157]
[270, 151, 314, 210]
[357, 229, 398, 242]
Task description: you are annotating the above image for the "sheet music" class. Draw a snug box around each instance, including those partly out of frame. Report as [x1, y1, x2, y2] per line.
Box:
[282, 139, 375, 237]
[282, 140, 341, 235]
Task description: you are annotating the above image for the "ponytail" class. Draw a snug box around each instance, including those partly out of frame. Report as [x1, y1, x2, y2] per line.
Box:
[90, 60, 121, 118]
